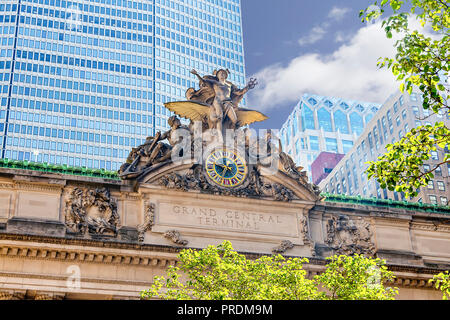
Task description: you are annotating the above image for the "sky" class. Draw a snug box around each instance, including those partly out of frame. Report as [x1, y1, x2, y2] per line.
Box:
[240, 0, 401, 130]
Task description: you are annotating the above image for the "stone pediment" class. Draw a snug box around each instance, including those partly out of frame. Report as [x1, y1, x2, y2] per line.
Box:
[137, 159, 321, 203]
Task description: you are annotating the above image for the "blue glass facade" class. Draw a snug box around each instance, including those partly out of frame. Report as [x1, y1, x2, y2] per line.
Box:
[279, 93, 381, 181]
[0, 0, 246, 170]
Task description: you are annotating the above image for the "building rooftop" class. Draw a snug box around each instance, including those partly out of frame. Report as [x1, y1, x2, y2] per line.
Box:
[0, 158, 120, 180]
[321, 193, 450, 215]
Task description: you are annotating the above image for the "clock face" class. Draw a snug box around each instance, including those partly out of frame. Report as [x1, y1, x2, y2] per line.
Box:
[205, 149, 248, 188]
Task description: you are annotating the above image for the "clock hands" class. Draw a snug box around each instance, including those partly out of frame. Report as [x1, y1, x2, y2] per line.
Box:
[216, 160, 232, 175]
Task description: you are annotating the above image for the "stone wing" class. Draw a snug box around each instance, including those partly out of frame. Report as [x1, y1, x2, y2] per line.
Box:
[236, 108, 269, 126]
[164, 101, 210, 122]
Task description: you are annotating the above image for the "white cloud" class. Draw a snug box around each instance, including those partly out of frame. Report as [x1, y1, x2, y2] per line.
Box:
[328, 7, 351, 21]
[298, 25, 327, 46]
[248, 21, 407, 111]
[298, 6, 351, 46]
[334, 31, 352, 43]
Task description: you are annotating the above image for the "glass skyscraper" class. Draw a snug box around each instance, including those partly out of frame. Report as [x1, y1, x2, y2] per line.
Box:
[279, 93, 381, 181]
[0, 0, 246, 171]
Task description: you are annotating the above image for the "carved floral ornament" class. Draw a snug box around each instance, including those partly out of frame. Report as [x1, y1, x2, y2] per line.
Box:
[64, 187, 120, 236]
[325, 214, 375, 256]
[157, 165, 296, 202]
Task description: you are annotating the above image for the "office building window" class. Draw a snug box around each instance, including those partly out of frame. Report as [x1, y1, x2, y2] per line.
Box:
[293, 113, 299, 133]
[325, 138, 338, 152]
[368, 133, 374, 150]
[437, 181, 445, 191]
[402, 109, 407, 119]
[308, 98, 318, 106]
[435, 166, 442, 176]
[309, 136, 319, 151]
[318, 108, 333, 132]
[431, 151, 439, 160]
[350, 112, 364, 135]
[342, 140, 353, 153]
[428, 180, 434, 190]
[441, 197, 448, 206]
[301, 104, 315, 130]
[334, 110, 349, 134]
[429, 195, 437, 204]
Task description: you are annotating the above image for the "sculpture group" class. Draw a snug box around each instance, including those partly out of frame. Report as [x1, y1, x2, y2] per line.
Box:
[118, 68, 319, 198]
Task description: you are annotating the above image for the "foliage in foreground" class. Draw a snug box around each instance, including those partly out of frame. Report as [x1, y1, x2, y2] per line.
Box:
[360, 0, 449, 198]
[140, 241, 398, 300]
[430, 271, 450, 300]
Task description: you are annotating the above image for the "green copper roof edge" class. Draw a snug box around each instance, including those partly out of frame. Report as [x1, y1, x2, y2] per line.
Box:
[320, 193, 450, 215]
[0, 158, 120, 181]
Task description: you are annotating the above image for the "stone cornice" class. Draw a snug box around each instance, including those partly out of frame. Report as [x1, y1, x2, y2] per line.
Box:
[0, 232, 447, 279]
[0, 181, 61, 193]
[0, 233, 180, 265]
[410, 221, 450, 233]
[0, 271, 153, 287]
[0, 243, 178, 268]
[313, 201, 450, 220]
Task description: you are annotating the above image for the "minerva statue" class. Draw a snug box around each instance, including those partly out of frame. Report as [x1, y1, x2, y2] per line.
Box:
[164, 68, 268, 138]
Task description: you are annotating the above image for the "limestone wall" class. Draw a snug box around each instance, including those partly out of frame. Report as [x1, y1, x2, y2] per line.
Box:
[0, 168, 448, 300]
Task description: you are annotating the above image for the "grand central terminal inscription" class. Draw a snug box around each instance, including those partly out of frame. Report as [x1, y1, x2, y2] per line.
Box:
[152, 200, 304, 242]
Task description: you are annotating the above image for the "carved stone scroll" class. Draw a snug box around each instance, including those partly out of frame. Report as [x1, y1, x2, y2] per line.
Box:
[272, 240, 294, 254]
[137, 202, 155, 242]
[164, 230, 188, 246]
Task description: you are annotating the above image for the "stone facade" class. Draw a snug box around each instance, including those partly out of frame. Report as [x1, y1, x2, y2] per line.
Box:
[0, 166, 448, 300]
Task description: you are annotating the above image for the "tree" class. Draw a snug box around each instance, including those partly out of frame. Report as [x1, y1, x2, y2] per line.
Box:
[140, 241, 398, 300]
[314, 254, 398, 300]
[430, 271, 450, 300]
[360, 0, 449, 198]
